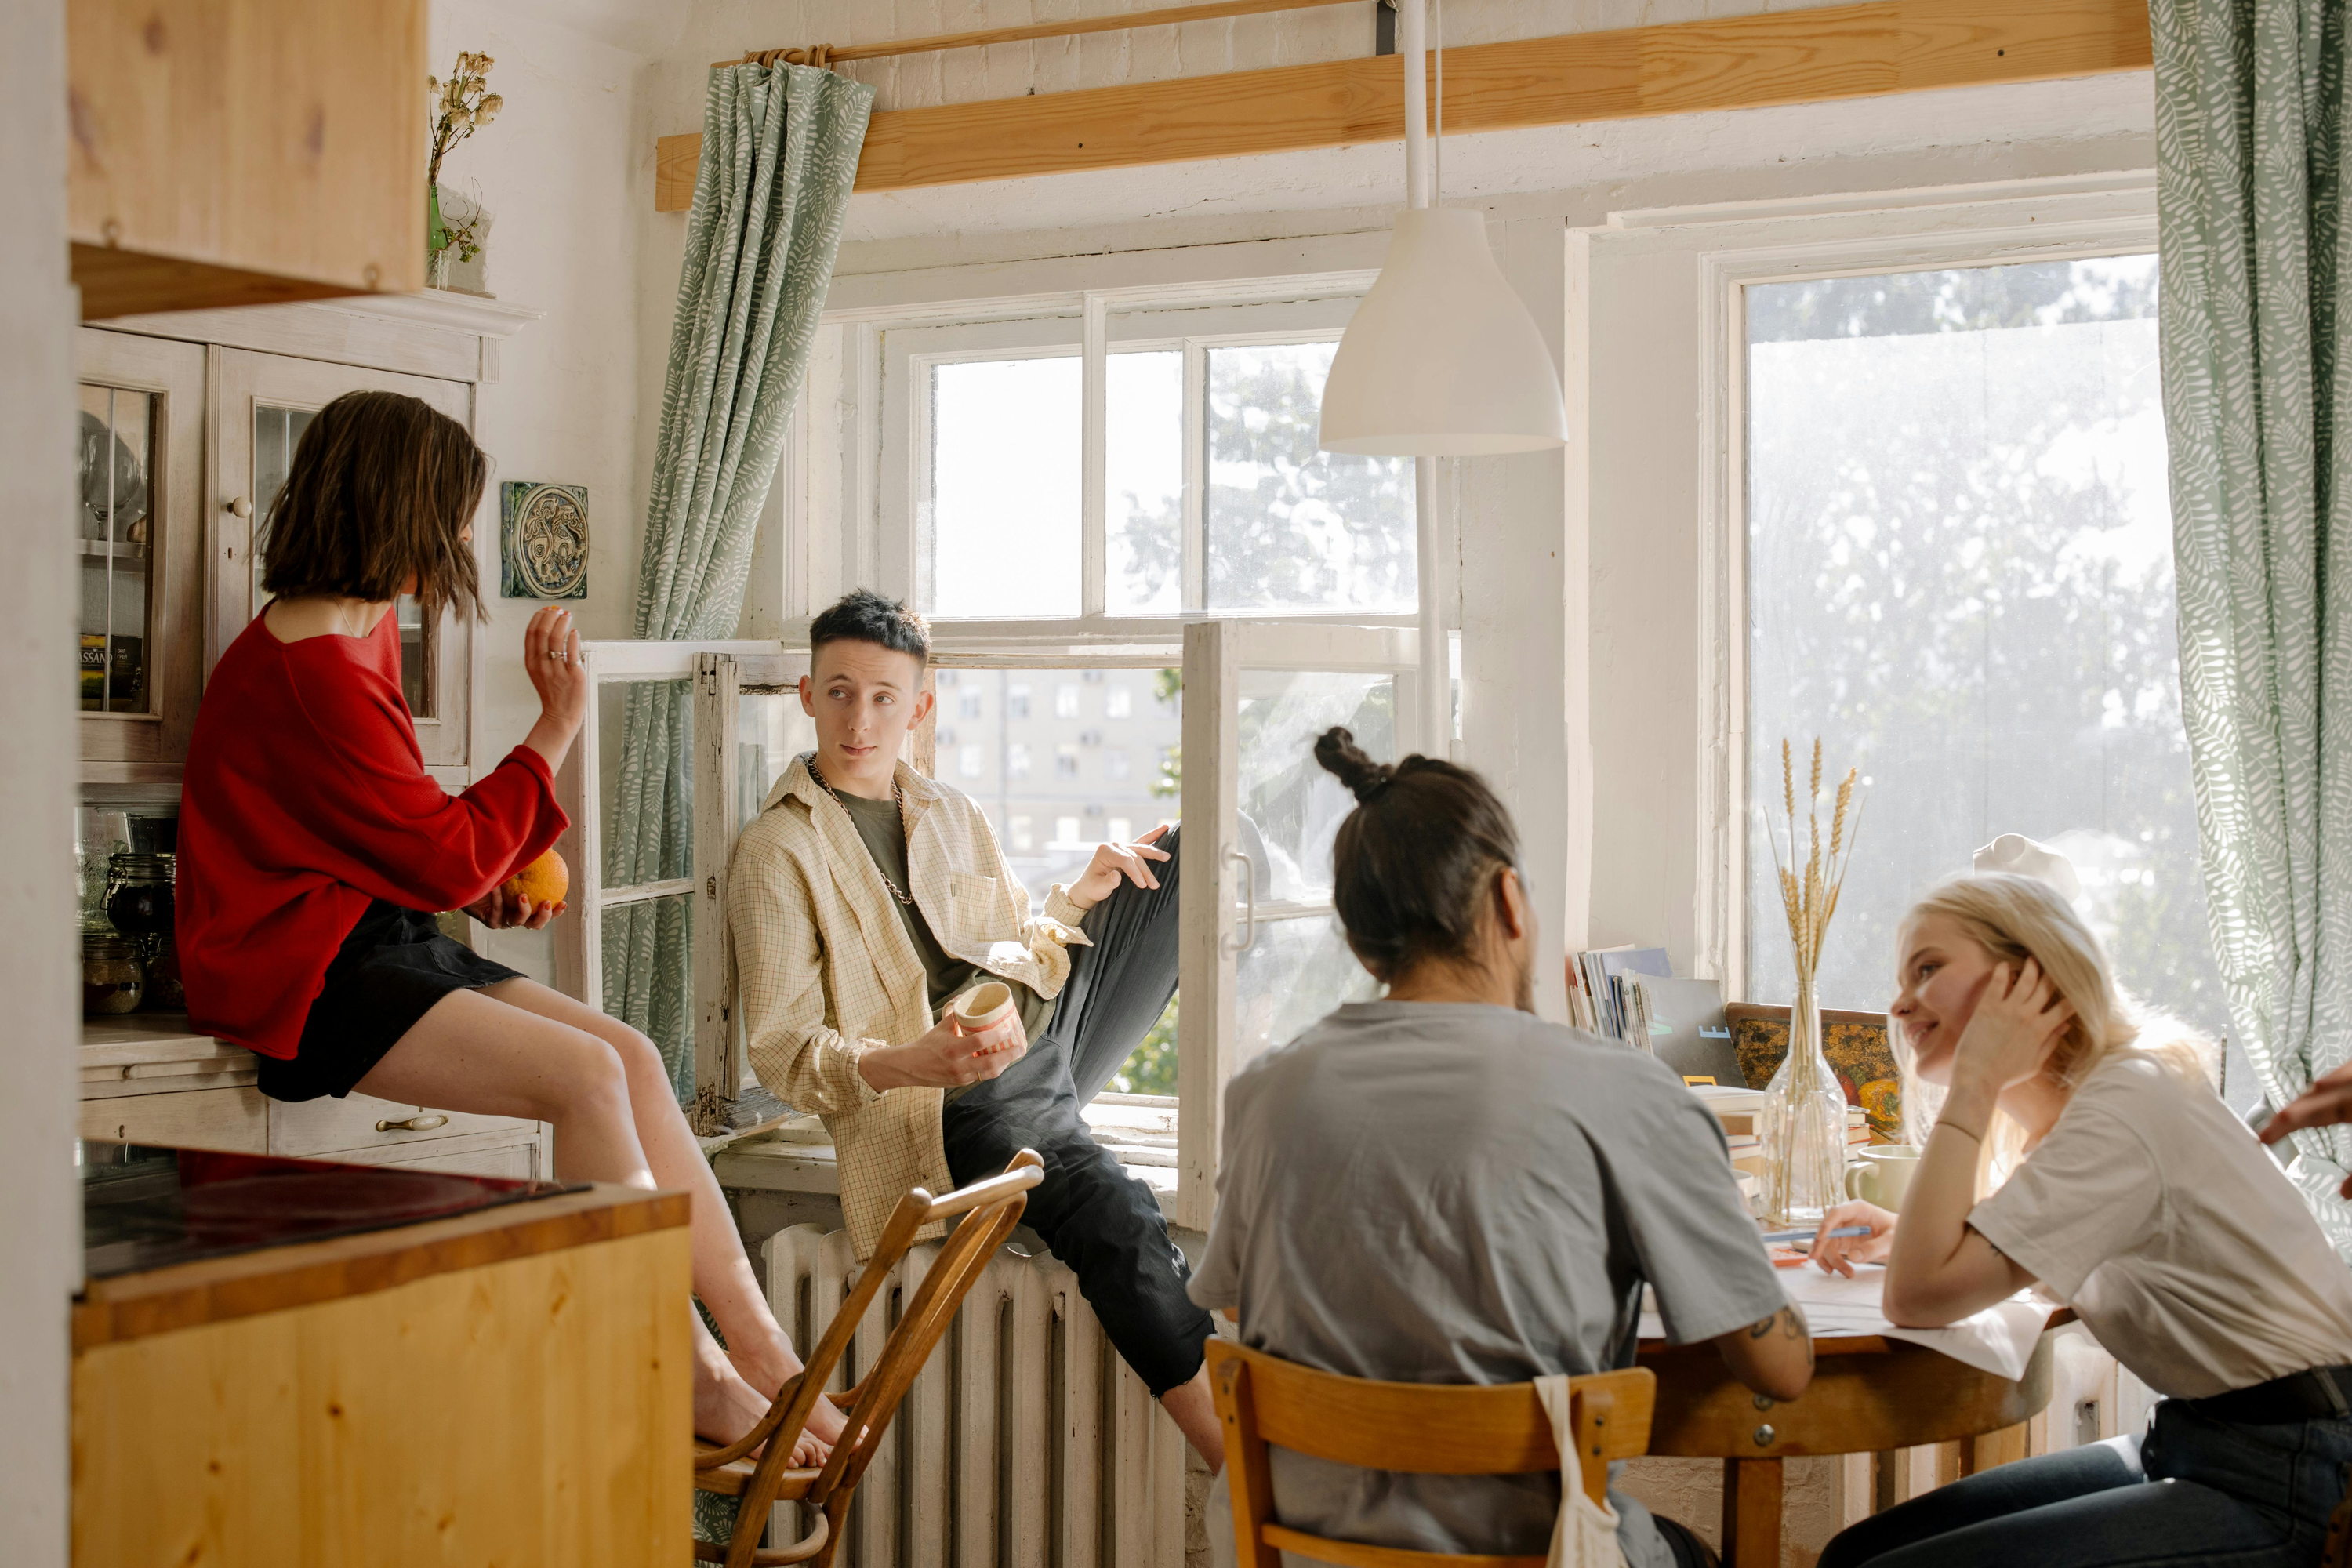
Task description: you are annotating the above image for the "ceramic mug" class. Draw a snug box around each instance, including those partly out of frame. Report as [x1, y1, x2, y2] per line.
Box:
[1846, 1145, 1922, 1210]
[952, 981, 1016, 1034]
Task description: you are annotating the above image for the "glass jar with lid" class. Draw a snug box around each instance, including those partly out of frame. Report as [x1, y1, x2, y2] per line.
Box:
[104, 851, 175, 948]
[82, 934, 146, 1015]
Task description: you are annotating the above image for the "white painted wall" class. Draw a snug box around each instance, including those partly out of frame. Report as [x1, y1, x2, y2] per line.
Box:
[426, 0, 655, 978]
[0, 0, 80, 1559]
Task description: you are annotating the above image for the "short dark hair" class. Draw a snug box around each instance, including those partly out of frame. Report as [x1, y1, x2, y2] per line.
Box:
[809, 588, 930, 667]
[260, 390, 487, 628]
[1313, 727, 1523, 982]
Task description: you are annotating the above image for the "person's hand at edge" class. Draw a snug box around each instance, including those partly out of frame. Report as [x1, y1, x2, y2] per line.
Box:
[1065, 822, 1173, 911]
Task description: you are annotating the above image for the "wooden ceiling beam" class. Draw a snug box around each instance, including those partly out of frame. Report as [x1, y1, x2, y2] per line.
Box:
[652, 0, 2150, 211]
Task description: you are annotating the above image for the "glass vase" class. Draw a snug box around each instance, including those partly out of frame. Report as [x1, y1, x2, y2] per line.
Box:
[1762, 973, 1848, 1225]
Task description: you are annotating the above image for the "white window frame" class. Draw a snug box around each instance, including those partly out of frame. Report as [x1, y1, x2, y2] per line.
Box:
[553, 638, 829, 1119]
[1579, 177, 2160, 999]
[857, 281, 1440, 638]
[1174, 619, 1425, 1231]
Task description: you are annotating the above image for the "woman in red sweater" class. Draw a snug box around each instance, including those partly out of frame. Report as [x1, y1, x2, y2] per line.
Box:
[179, 390, 837, 1457]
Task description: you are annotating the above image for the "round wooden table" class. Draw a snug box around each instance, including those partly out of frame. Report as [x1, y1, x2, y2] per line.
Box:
[1635, 1318, 2067, 1568]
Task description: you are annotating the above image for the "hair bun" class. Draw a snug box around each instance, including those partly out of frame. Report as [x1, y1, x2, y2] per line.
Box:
[1313, 727, 1395, 803]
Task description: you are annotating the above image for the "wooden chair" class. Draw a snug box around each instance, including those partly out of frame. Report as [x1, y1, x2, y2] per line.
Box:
[1207, 1339, 1657, 1568]
[692, 1149, 1044, 1567]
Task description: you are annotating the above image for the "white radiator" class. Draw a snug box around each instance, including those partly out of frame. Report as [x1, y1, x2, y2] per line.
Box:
[763, 1224, 1189, 1568]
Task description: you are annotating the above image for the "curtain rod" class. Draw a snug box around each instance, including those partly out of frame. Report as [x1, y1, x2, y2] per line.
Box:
[720, 0, 1368, 71]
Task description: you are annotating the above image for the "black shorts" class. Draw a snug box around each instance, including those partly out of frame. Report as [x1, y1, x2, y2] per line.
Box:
[256, 899, 521, 1103]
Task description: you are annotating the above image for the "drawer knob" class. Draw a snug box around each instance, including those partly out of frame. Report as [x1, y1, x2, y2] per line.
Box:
[376, 1113, 449, 1133]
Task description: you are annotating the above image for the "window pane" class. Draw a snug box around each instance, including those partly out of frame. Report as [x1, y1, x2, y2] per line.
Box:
[1108, 350, 1184, 615]
[251, 403, 317, 614]
[597, 677, 694, 885]
[927, 358, 1080, 618]
[935, 667, 1184, 906]
[604, 891, 691, 1098]
[1238, 669, 1396, 903]
[1207, 343, 1416, 615]
[77, 384, 156, 713]
[735, 688, 818, 837]
[1744, 256, 2234, 1088]
[1237, 913, 1380, 1070]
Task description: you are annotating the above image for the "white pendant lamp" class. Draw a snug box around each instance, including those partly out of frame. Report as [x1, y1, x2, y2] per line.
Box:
[1318, 0, 1569, 458]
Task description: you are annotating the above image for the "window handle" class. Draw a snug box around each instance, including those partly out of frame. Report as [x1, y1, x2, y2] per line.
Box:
[1224, 845, 1256, 957]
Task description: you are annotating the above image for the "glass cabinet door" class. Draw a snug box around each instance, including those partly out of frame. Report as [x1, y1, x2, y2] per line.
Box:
[211, 348, 476, 769]
[76, 329, 205, 781]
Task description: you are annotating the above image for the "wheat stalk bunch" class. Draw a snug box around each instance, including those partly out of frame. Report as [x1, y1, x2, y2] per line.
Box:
[1764, 737, 1864, 981]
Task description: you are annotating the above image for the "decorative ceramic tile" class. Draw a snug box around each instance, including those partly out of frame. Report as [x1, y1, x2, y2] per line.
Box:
[499, 480, 588, 600]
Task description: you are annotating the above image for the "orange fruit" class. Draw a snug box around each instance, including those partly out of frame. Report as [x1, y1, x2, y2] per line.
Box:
[502, 848, 569, 908]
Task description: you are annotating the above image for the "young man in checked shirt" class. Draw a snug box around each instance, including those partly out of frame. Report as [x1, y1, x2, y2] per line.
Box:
[728, 590, 1221, 1467]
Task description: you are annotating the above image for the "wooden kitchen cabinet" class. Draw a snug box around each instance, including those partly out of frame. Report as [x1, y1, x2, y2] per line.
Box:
[76, 328, 206, 781]
[80, 1014, 553, 1178]
[208, 347, 474, 765]
[76, 289, 539, 788]
[67, 0, 427, 320]
[74, 1183, 691, 1566]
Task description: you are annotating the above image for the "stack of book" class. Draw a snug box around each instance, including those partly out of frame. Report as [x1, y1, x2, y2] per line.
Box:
[1566, 946, 1671, 1044]
[1847, 1103, 1873, 1150]
[1689, 1083, 1768, 1180]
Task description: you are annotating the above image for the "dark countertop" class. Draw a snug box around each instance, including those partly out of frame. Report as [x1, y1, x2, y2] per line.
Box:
[74, 1142, 688, 1350]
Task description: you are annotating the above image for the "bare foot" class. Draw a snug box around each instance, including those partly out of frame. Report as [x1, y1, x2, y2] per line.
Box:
[694, 1362, 830, 1468]
[727, 1348, 851, 1447]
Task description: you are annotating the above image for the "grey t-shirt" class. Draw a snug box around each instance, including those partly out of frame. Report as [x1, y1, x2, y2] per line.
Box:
[1189, 1000, 1788, 1568]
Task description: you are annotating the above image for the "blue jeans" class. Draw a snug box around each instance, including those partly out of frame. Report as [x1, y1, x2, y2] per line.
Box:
[1818, 1399, 2352, 1568]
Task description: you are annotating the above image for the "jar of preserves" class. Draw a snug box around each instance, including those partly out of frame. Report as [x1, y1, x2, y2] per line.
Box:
[103, 851, 174, 946]
[82, 934, 145, 1015]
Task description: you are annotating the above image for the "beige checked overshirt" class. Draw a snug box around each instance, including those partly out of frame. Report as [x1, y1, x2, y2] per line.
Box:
[727, 755, 1094, 1258]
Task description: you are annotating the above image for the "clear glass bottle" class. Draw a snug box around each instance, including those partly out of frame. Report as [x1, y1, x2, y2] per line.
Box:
[1762, 974, 1849, 1225]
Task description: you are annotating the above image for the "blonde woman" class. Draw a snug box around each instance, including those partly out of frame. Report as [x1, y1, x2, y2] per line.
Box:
[1807, 873, 2352, 1568]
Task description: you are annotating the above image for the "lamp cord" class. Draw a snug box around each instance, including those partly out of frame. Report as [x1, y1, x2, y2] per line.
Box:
[1432, 0, 1443, 204]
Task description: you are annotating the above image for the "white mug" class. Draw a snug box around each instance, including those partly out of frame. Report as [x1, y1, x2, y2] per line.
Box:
[952, 981, 1016, 1034]
[1846, 1145, 1922, 1210]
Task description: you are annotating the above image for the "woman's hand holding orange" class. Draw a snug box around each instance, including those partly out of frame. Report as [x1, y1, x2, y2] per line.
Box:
[463, 885, 564, 931]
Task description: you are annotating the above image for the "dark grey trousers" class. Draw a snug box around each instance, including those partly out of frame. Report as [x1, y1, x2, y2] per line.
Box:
[940, 824, 1212, 1396]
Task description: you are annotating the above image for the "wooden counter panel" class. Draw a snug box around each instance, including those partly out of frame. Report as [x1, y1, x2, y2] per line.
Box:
[74, 1222, 691, 1567]
[74, 1184, 690, 1350]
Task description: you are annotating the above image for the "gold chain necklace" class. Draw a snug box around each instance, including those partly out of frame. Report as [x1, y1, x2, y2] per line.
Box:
[806, 755, 916, 907]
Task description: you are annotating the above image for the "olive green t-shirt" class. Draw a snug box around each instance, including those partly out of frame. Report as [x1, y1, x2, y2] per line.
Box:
[833, 789, 1054, 1044]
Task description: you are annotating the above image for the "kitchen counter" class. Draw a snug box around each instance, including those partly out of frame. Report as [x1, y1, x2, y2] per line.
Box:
[73, 1144, 692, 1566]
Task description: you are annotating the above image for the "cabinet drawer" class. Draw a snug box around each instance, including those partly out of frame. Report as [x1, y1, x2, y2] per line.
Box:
[305, 1127, 548, 1181]
[268, 1091, 535, 1158]
[80, 1087, 268, 1152]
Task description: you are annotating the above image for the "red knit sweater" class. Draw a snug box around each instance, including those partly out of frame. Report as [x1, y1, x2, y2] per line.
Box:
[176, 611, 567, 1060]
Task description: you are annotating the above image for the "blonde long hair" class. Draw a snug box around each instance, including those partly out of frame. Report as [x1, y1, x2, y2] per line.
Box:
[1896, 873, 2213, 1189]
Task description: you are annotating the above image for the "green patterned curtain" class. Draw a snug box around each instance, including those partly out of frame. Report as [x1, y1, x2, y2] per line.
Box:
[2155, 0, 2352, 1253]
[608, 61, 873, 1101]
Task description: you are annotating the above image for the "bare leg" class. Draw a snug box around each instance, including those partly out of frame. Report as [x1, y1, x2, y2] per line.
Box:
[1161, 1367, 1224, 1473]
[354, 986, 801, 1451]
[470, 978, 847, 1443]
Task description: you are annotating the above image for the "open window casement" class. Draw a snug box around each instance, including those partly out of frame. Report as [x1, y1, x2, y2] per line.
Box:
[555, 638, 928, 1127]
[1174, 620, 1425, 1232]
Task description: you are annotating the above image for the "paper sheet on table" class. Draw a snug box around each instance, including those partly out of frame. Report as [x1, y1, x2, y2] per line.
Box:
[1639, 1265, 2053, 1381]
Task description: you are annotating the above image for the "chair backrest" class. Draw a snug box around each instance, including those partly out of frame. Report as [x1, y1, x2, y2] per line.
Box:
[707, 1149, 1044, 1566]
[1207, 1339, 1656, 1568]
